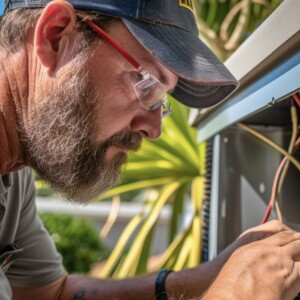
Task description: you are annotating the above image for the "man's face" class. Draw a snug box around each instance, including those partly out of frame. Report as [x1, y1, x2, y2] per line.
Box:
[21, 21, 178, 204]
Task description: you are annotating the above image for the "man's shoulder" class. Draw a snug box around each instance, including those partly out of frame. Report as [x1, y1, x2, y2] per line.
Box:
[1, 167, 35, 207]
[11, 167, 34, 187]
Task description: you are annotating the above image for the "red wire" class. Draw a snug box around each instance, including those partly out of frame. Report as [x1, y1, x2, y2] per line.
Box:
[260, 157, 287, 224]
[293, 93, 300, 107]
[261, 93, 300, 224]
[261, 137, 300, 224]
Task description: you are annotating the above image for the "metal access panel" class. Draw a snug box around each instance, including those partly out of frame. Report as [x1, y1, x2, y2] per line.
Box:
[208, 124, 300, 260]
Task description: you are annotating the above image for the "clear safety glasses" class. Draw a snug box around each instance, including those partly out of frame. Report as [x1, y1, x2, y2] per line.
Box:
[83, 18, 172, 118]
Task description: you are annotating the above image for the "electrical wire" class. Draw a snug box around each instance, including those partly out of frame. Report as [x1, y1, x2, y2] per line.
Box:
[261, 155, 287, 224]
[292, 93, 300, 107]
[274, 102, 298, 221]
[276, 94, 300, 222]
[238, 95, 300, 224]
[274, 201, 283, 222]
[237, 122, 300, 172]
[260, 137, 300, 224]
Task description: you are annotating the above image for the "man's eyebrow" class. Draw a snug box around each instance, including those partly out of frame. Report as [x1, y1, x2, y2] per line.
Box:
[157, 69, 168, 85]
[141, 54, 175, 93]
[156, 68, 175, 94]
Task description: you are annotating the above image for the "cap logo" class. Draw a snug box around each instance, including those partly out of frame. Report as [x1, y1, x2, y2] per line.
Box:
[179, 0, 194, 12]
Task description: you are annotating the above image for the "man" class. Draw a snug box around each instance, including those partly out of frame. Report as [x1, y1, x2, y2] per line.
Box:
[0, 0, 300, 299]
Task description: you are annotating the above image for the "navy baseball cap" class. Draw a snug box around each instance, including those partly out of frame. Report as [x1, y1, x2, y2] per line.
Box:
[4, 0, 239, 108]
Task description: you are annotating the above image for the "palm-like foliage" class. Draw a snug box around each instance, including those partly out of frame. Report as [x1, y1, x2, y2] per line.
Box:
[194, 0, 282, 60]
[99, 97, 206, 278]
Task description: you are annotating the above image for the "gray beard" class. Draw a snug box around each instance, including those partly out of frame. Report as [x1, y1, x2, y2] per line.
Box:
[20, 50, 141, 204]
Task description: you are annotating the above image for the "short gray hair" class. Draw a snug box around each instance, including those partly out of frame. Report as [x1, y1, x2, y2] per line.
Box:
[0, 8, 117, 53]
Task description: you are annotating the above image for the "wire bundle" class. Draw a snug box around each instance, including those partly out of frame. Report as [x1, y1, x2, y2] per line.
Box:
[237, 93, 300, 224]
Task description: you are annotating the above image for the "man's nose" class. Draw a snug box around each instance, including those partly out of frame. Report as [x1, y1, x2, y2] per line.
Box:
[130, 107, 163, 140]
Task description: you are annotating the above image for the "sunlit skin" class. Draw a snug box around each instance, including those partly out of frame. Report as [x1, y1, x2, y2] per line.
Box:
[13, 9, 178, 202]
[86, 20, 179, 151]
[2, 2, 300, 300]
[31, 17, 178, 169]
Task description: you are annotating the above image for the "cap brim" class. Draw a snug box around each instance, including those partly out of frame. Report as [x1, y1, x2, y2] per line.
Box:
[122, 19, 238, 108]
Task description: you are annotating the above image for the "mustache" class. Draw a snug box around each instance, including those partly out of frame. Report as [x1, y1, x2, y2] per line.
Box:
[101, 130, 142, 153]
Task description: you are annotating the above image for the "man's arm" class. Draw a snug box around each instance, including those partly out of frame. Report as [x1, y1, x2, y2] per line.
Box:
[12, 263, 216, 300]
[12, 220, 300, 300]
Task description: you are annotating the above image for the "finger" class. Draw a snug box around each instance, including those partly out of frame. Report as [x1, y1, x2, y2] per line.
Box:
[264, 231, 300, 247]
[283, 240, 300, 261]
[239, 221, 294, 243]
[240, 220, 292, 239]
[253, 220, 292, 234]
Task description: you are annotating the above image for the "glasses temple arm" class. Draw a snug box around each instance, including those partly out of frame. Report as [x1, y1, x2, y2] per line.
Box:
[83, 18, 141, 70]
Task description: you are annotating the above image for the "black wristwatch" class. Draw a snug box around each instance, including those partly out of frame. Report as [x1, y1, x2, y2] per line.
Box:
[155, 269, 173, 300]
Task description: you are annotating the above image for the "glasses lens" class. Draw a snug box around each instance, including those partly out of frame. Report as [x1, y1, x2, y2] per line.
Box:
[134, 75, 171, 118]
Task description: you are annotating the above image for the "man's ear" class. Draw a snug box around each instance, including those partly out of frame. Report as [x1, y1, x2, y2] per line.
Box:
[34, 0, 77, 71]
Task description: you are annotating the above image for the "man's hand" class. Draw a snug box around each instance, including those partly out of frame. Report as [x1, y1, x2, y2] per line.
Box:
[202, 220, 300, 300]
[194, 220, 291, 291]
[12, 220, 300, 300]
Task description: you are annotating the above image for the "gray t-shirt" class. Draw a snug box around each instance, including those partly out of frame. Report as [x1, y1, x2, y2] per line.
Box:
[0, 168, 65, 299]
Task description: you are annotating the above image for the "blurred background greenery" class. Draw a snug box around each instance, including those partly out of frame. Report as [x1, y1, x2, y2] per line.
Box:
[194, 0, 282, 60]
[39, 213, 109, 273]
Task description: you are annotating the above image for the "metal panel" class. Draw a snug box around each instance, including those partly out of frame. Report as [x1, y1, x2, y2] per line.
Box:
[208, 134, 220, 260]
[208, 127, 300, 256]
[197, 51, 300, 143]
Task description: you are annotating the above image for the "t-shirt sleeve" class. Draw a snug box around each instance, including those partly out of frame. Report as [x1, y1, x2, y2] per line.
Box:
[0, 269, 12, 299]
[6, 168, 65, 288]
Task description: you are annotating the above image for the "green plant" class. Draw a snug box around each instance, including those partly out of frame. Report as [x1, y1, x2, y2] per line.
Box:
[194, 0, 282, 60]
[33, 170, 55, 197]
[35, 178, 55, 197]
[98, 97, 206, 278]
[40, 213, 109, 273]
